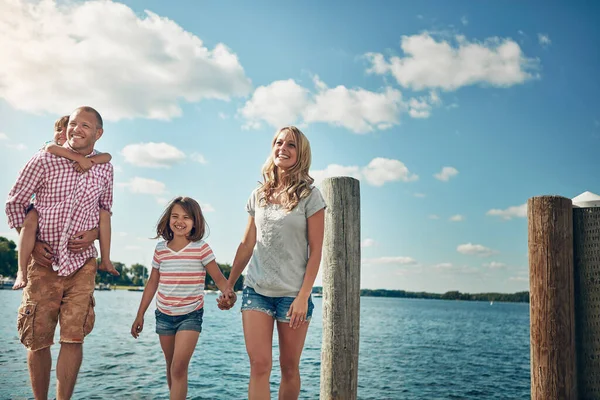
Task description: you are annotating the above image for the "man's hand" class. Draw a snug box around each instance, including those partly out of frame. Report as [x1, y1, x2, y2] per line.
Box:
[99, 259, 120, 276]
[31, 241, 53, 268]
[68, 228, 98, 253]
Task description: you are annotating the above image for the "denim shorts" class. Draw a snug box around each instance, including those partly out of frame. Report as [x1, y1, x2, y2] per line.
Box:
[155, 308, 203, 335]
[240, 286, 314, 323]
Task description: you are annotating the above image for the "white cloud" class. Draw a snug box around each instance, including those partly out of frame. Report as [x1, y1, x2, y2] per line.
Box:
[0, 0, 251, 121]
[429, 214, 440, 220]
[239, 76, 440, 133]
[434, 262, 453, 269]
[538, 34, 551, 48]
[461, 16, 469, 26]
[483, 261, 506, 269]
[311, 157, 417, 186]
[457, 243, 497, 257]
[118, 177, 167, 195]
[365, 256, 417, 265]
[311, 164, 361, 186]
[121, 142, 186, 168]
[201, 203, 215, 212]
[361, 238, 377, 248]
[303, 77, 405, 133]
[449, 214, 464, 222]
[218, 112, 228, 119]
[486, 203, 527, 220]
[365, 32, 538, 91]
[510, 276, 528, 282]
[190, 153, 208, 164]
[362, 158, 419, 186]
[239, 79, 309, 129]
[434, 166, 459, 182]
[0, 133, 8, 140]
[6, 143, 27, 151]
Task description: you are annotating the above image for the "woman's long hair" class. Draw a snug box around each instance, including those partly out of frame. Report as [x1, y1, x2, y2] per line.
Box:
[259, 126, 314, 211]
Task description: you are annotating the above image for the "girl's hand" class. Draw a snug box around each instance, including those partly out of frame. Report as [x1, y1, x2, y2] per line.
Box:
[287, 295, 309, 329]
[131, 316, 144, 339]
[217, 289, 237, 310]
[73, 157, 94, 173]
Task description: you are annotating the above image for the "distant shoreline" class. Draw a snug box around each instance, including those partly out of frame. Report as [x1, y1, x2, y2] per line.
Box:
[87, 284, 530, 304]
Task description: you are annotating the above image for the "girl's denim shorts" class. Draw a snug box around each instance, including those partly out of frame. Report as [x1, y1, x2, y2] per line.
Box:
[155, 308, 203, 335]
[240, 286, 314, 323]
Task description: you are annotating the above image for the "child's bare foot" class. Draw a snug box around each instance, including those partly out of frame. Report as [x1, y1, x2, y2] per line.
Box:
[99, 261, 120, 276]
[12, 272, 27, 290]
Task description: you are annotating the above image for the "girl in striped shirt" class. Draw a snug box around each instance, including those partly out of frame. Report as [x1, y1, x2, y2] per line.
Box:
[130, 196, 236, 400]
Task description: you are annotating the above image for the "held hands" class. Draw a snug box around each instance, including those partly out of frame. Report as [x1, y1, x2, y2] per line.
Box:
[31, 241, 53, 268]
[131, 315, 144, 339]
[68, 228, 98, 253]
[287, 295, 309, 329]
[73, 157, 94, 173]
[216, 287, 237, 310]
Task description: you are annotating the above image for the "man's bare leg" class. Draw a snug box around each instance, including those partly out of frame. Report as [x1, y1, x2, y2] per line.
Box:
[56, 343, 83, 400]
[28, 347, 51, 400]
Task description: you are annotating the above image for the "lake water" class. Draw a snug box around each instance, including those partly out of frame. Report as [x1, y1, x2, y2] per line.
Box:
[0, 290, 531, 399]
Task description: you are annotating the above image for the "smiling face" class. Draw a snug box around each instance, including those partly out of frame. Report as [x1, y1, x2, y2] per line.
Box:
[53, 127, 66, 146]
[272, 129, 298, 172]
[169, 204, 194, 238]
[67, 109, 103, 155]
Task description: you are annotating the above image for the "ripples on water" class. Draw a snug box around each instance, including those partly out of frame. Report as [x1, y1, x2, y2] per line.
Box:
[0, 291, 530, 399]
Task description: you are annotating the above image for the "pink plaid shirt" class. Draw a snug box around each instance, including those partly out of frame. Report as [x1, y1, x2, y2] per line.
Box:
[5, 150, 113, 276]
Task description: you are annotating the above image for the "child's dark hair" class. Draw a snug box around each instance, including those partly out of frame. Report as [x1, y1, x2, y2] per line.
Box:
[154, 196, 208, 242]
[54, 115, 69, 131]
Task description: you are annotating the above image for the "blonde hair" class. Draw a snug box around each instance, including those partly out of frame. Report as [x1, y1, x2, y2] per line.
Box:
[259, 126, 314, 211]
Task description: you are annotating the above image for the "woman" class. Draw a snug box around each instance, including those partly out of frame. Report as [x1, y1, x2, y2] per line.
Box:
[220, 126, 326, 399]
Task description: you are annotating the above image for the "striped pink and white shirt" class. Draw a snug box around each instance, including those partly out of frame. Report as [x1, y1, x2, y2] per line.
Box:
[5, 150, 113, 276]
[152, 240, 215, 316]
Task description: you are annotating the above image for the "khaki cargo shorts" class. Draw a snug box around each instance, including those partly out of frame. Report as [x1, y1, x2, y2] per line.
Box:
[17, 258, 97, 351]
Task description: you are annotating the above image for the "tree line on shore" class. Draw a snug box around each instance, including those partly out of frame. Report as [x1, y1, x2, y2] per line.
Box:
[1, 236, 529, 301]
[311, 287, 530, 303]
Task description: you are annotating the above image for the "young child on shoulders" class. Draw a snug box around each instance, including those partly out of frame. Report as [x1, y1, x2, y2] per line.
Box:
[13, 115, 118, 290]
[130, 196, 236, 400]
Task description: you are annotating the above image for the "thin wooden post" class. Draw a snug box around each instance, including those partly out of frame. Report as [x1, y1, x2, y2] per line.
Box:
[320, 177, 361, 400]
[528, 195, 577, 400]
[572, 191, 600, 397]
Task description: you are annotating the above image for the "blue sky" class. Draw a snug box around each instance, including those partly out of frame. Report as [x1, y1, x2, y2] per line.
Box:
[1, 0, 598, 293]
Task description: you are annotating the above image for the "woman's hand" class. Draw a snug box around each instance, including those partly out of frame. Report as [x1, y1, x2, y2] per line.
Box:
[287, 294, 309, 329]
[217, 287, 237, 310]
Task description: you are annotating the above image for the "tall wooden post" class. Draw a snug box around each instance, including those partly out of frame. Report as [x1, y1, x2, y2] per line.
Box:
[572, 191, 600, 397]
[320, 177, 361, 400]
[528, 196, 577, 400]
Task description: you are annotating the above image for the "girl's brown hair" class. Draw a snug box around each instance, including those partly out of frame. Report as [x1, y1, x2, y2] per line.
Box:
[259, 126, 314, 211]
[154, 196, 208, 242]
[54, 115, 69, 131]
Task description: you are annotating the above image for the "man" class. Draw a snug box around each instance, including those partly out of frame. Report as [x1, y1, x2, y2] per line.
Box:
[5, 106, 114, 400]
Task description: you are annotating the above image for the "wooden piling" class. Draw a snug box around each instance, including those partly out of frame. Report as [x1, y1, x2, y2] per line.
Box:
[320, 177, 361, 400]
[528, 195, 577, 400]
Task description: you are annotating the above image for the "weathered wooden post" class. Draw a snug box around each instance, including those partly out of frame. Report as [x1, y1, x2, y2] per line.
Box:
[572, 191, 600, 398]
[528, 196, 577, 400]
[320, 177, 361, 400]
